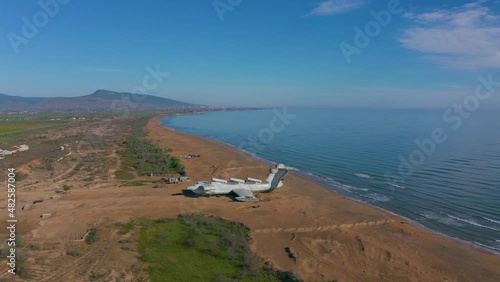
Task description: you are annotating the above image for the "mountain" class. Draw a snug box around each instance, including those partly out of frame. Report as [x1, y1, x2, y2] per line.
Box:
[0, 90, 203, 111]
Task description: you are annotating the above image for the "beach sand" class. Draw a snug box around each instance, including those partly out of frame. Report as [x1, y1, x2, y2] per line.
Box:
[147, 116, 500, 282]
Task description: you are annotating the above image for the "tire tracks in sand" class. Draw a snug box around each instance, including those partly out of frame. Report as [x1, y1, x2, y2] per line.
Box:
[32, 229, 115, 282]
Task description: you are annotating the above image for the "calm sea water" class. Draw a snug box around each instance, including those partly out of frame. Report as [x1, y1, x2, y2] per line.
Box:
[162, 108, 500, 252]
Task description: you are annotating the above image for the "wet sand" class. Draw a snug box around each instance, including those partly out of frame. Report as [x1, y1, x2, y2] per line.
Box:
[148, 116, 500, 282]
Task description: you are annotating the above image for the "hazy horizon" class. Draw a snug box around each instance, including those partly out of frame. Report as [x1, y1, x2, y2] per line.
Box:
[2, 0, 500, 108]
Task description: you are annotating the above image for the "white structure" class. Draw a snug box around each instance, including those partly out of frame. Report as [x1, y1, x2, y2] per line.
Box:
[0, 149, 12, 156]
[187, 164, 289, 202]
[19, 144, 29, 152]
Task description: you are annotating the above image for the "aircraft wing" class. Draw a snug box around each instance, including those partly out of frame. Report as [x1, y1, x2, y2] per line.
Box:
[232, 188, 259, 202]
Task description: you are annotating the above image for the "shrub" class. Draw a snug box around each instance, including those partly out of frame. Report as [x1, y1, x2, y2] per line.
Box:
[66, 249, 81, 256]
[115, 170, 135, 180]
[85, 228, 99, 244]
[30, 242, 42, 250]
[119, 221, 134, 235]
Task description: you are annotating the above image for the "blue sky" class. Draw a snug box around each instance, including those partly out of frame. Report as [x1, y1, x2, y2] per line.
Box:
[1, 0, 499, 108]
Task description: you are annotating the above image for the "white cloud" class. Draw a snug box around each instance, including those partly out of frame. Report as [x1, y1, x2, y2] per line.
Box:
[399, 1, 500, 69]
[305, 0, 368, 17]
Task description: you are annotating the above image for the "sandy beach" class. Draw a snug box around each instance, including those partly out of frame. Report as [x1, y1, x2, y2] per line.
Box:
[147, 116, 500, 282]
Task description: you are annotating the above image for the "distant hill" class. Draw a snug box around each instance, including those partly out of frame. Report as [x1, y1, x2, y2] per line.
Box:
[0, 90, 203, 111]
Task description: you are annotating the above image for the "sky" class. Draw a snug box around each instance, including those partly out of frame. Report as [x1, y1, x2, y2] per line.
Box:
[1, 0, 499, 108]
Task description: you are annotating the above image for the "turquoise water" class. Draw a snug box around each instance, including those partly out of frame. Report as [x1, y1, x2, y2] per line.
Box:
[162, 108, 500, 252]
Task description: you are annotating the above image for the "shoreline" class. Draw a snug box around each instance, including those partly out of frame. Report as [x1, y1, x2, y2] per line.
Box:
[149, 115, 500, 281]
[161, 115, 500, 256]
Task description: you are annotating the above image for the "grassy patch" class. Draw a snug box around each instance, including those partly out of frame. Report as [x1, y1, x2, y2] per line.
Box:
[120, 181, 147, 187]
[30, 242, 42, 250]
[118, 137, 185, 177]
[137, 214, 289, 282]
[0, 118, 69, 144]
[0, 123, 53, 134]
[115, 170, 135, 180]
[85, 228, 99, 244]
[119, 221, 135, 235]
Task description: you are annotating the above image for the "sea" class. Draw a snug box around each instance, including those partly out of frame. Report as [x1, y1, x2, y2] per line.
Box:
[162, 108, 500, 253]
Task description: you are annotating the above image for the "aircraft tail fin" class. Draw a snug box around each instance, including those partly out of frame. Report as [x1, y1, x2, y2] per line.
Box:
[266, 164, 289, 190]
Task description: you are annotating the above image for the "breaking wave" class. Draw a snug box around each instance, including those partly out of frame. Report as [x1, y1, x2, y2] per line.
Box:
[365, 193, 392, 202]
[354, 173, 370, 179]
[325, 177, 369, 192]
[421, 212, 499, 231]
[474, 242, 500, 252]
[448, 216, 499, 231]
[484, 217, 500, 225]
[388, 183, 405, 189]
[420, 212, 464, 227]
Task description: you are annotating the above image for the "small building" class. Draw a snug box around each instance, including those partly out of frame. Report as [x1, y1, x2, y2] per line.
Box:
[166, 177, 179, 184]
[179, 176, 190, 182]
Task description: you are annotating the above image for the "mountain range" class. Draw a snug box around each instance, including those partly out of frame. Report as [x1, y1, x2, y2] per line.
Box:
[0, 90, 203, 111]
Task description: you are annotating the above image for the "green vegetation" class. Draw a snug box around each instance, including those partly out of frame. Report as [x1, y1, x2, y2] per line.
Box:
[114, 115, 185, 180]
[16, 172, 28, 182]
[30, 242, 42, 250]
[118, 137, 185, 177]
[0, 124, 38, 134]
[137, 214, 300, 282]
[0, 118, 69, 143]
[0, 119, 66, 134]
[15, 250, 29, 278]
[66, 249, 81, 257]
[115, 170, 135, 180]
[62, 184, 72, 191]
[119, 221, 135, 235]
[89, 271, 105, 281]
[119, 181, 147, 187]
[85, 228, 99, 244]
[15, 234, 25, 248]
